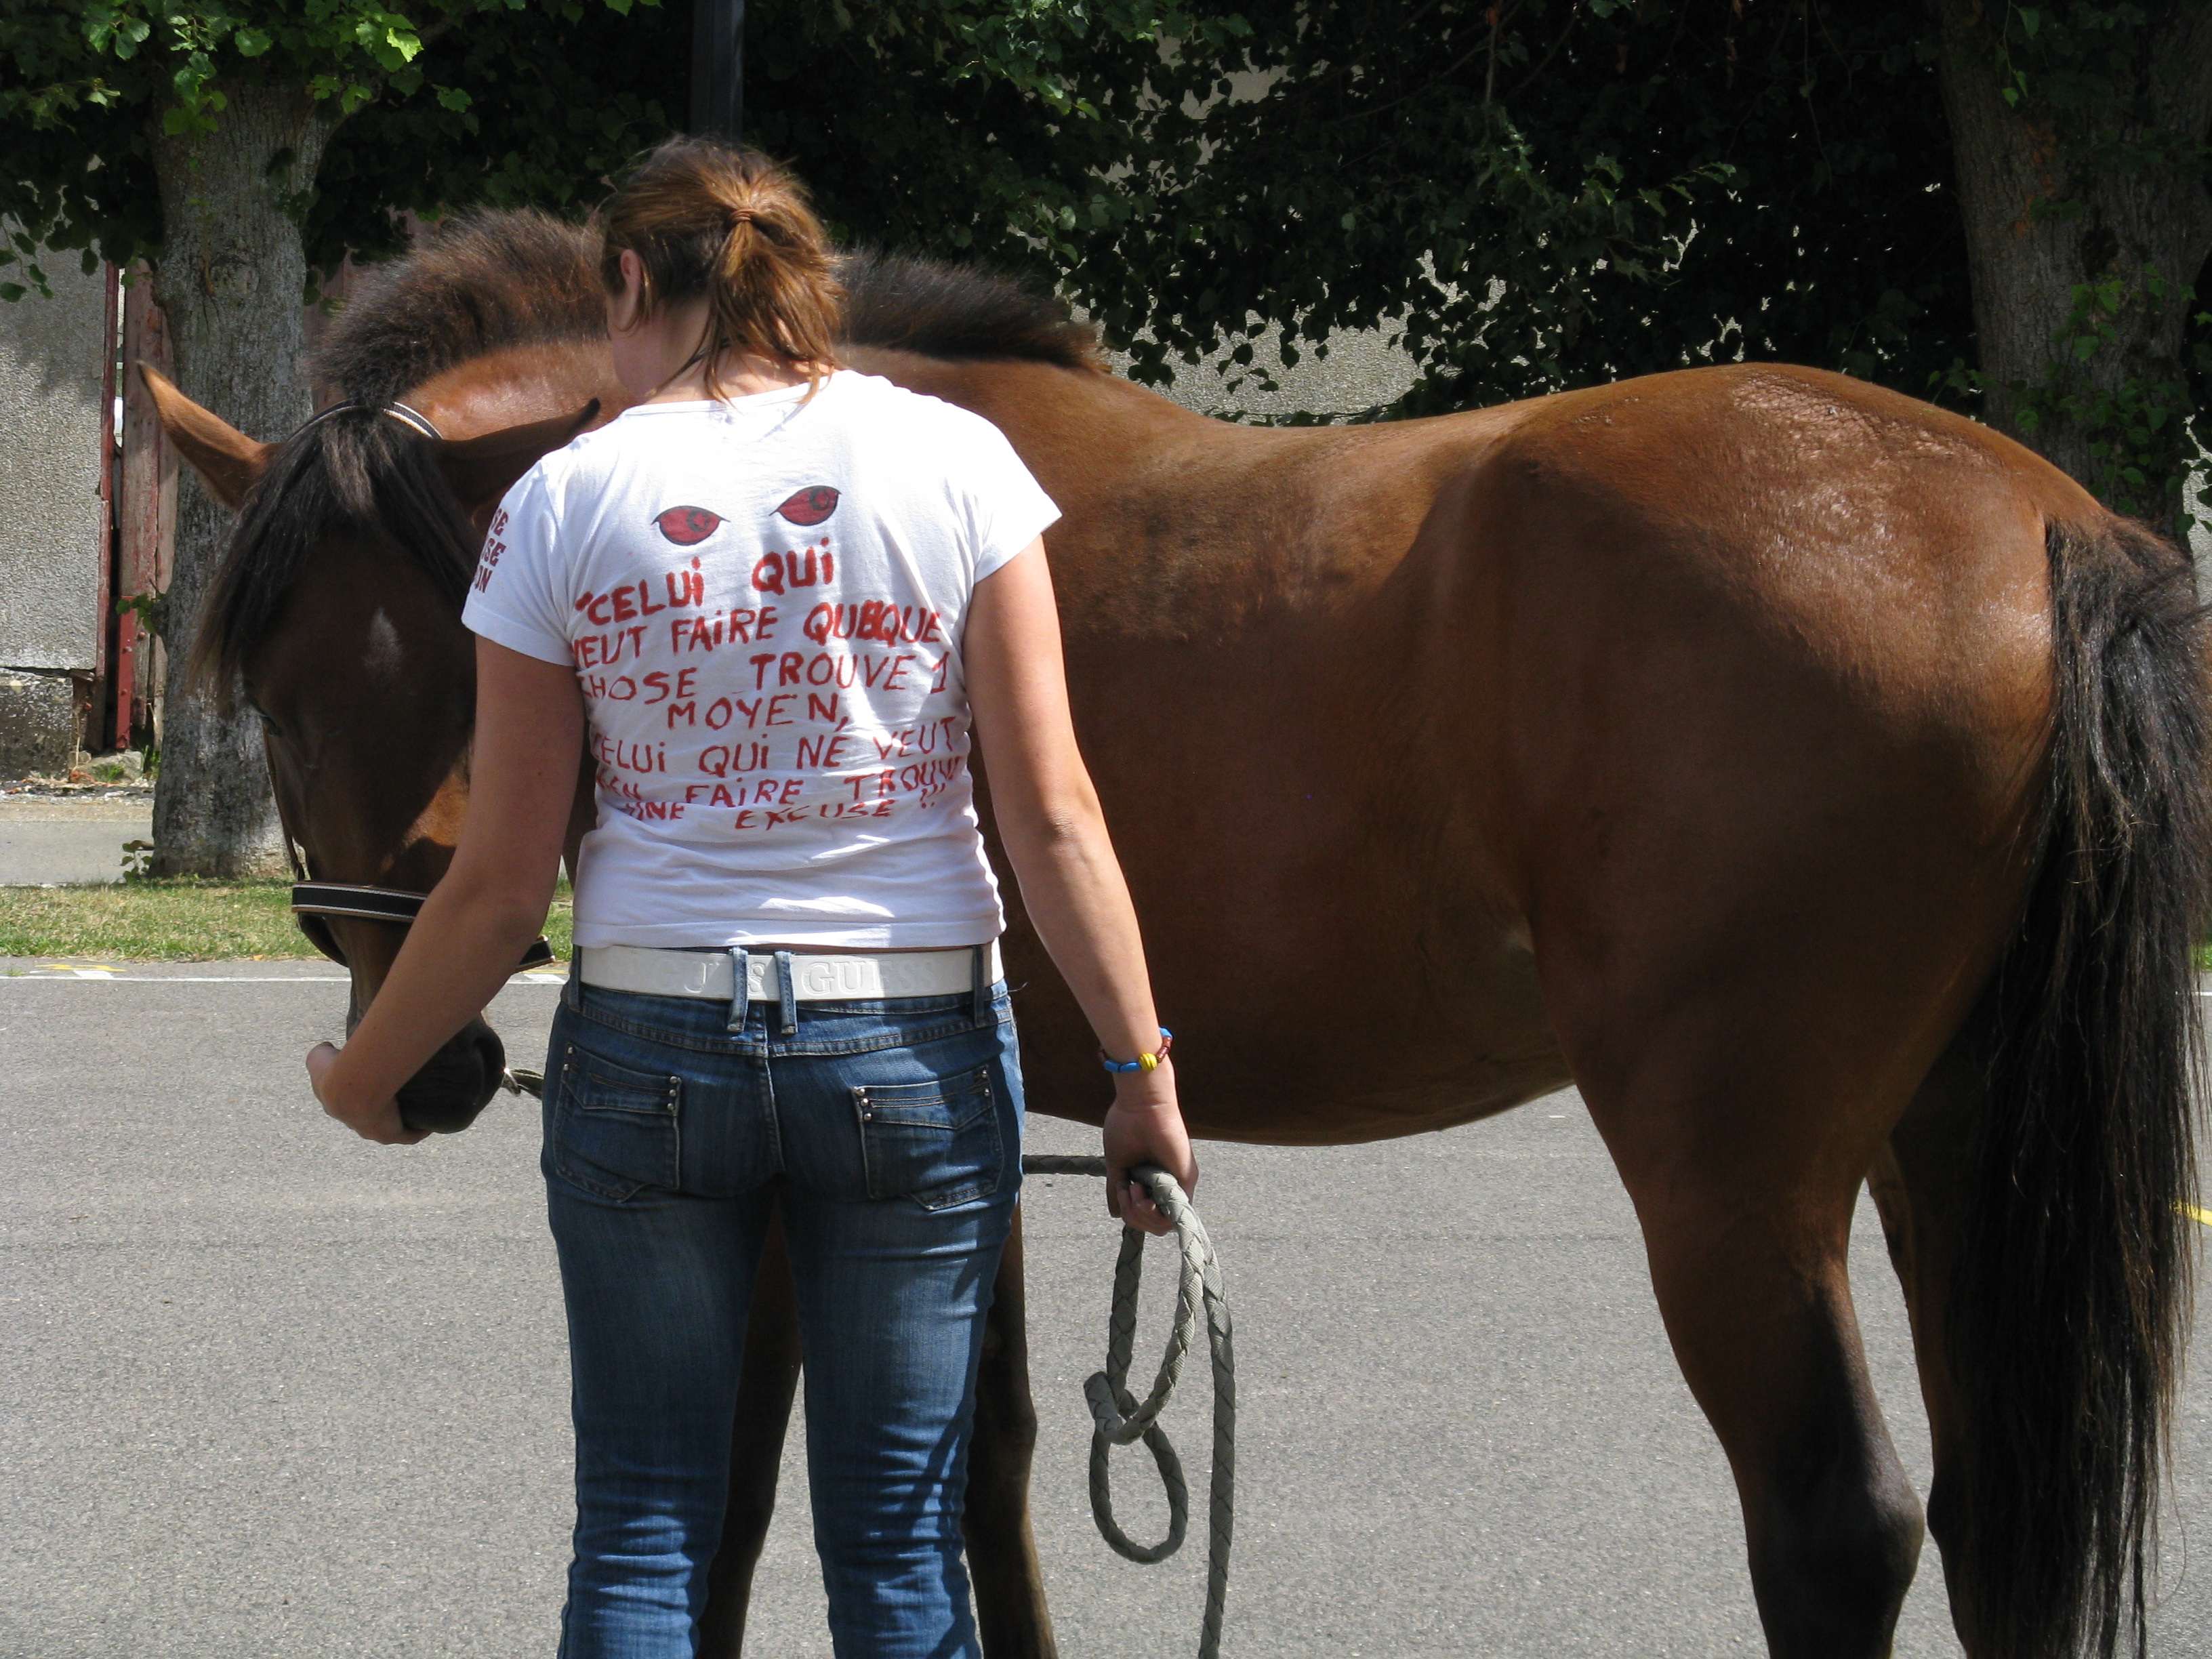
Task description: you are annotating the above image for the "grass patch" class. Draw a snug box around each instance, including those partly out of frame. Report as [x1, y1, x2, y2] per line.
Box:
[0, 878, 573, 963]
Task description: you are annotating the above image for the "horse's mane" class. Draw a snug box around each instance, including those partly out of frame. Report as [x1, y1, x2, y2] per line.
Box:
[839, 249, 1101, 369]
[194, 209, 1100, 698]
[312, 209, 610, 405]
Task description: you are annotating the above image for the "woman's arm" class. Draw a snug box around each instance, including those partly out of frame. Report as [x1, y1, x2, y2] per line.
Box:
[963, 539, 1195, 1235]
[305, 640, 584, 1144]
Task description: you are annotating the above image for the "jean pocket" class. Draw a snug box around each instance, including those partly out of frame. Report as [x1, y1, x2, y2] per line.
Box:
[552, 1040, 682, 1202]
[853, 1065, 1002, 1211]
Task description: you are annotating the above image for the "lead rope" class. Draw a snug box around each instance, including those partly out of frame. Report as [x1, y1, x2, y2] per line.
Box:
[1020, 1153, 1235, 1659]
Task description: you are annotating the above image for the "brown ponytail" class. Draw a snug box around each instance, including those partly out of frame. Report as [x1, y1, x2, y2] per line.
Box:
[598, 138, 842, 397]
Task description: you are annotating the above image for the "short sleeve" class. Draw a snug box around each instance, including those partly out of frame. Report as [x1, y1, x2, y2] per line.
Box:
[461, 466, 574, 665]
[955, 418, 1061, 582]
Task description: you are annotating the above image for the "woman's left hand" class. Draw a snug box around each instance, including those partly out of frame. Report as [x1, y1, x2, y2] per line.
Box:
[306, 1042, 430, 1145]
[1102, 1065, 1195, 1237]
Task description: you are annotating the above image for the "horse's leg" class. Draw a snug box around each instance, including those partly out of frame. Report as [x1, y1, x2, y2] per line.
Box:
[1582, 1059, 1925, 1658]
[963, 1206, 1059, 1659]
[692, 1207, 1054, 1659]
[696, 1206, 804, 1659]
[1862, 1031, 1982, 1653]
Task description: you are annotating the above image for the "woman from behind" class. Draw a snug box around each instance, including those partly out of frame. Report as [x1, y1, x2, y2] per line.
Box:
[306, 136, 1193, 1658]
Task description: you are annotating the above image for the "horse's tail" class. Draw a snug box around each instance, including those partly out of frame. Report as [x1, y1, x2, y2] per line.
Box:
[1953, 514, 2211, 1658]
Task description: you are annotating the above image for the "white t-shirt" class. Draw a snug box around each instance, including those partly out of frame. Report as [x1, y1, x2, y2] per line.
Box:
[461, 369, 1060, 949]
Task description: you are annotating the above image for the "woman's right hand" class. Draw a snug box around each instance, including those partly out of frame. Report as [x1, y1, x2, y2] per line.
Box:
[1102, 1065, 1195, 1236]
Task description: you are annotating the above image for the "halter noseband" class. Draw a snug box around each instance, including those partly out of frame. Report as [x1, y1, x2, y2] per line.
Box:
[274, 396, 552, 975]
[289, 880, 555, 971]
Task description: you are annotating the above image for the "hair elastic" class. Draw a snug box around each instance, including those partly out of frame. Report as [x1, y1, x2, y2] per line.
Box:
[1100, 1029, 1173, 1074]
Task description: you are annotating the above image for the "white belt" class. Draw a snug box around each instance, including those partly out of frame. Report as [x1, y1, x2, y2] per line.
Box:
[577, 941, 1000, 1003]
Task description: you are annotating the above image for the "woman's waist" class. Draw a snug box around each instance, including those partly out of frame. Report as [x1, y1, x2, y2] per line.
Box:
[576, 939, 1000, 1003]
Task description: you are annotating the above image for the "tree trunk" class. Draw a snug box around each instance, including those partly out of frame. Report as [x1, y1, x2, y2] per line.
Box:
[148, 83, 335, 877]
[1936, 1, 2212, 527]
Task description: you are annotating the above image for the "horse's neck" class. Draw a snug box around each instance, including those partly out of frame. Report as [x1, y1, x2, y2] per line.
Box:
[411, 340, 629, 442]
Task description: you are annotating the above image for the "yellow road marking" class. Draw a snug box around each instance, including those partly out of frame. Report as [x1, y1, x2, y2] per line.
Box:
[2186, 1205, 2212, 1229]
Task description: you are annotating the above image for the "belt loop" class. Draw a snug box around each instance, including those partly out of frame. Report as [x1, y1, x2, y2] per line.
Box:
[970, 941, 990, 1027]
[726, 946, 750, 1033]
[774, 949, 798, 1036]
[563, 951, 581, 1012]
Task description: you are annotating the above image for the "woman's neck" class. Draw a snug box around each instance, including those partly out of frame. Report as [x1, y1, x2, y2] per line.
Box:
[646, 346, 815, 405]
[621, 295, 817, 405]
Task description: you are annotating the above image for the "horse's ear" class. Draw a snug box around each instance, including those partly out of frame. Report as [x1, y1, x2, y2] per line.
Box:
[138, 364, 276, 512]
[434, 401, 602, 532]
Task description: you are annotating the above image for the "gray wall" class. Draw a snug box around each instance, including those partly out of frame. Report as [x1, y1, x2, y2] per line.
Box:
[0, 249, 107, 773]
[1113, 321, 1418, 422]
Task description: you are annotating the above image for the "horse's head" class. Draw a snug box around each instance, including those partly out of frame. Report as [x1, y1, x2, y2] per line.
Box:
[144, 367, 594, 1131]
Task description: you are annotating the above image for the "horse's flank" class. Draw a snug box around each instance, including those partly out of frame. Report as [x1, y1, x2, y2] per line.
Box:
[844, 350, 2082, 1149]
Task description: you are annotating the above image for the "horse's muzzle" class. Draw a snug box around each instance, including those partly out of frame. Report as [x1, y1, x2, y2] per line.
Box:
[394, 1017, 509, 1134]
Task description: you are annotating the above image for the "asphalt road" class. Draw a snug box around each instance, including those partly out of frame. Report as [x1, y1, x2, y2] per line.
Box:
[4, 963, 2209, 1658]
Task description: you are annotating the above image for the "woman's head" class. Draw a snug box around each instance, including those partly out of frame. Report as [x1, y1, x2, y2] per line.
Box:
[598, 138, 841, 398]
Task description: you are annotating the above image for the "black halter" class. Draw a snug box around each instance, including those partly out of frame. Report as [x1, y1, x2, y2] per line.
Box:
[289, 880, 556, 971]
[274, 396, 553, 974]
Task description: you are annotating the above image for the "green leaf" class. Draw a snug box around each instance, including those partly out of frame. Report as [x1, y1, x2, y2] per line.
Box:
[232, 26, 271, 58]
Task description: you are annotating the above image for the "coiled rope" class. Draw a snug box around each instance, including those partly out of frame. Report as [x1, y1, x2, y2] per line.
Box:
[1020, 1153, 1235, 1659]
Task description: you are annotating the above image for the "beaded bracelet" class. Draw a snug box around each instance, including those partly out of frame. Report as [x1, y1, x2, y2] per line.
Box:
[1100, 1028, 1173, 1074]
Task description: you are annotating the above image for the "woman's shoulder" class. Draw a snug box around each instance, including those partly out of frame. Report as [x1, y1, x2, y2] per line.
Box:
[526, 402, 714, 494]
[823, 371, 1021, 463]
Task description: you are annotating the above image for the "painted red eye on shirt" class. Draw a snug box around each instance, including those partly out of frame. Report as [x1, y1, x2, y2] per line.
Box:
[655, 506, 722, 546]
[775, 486, 840, 527]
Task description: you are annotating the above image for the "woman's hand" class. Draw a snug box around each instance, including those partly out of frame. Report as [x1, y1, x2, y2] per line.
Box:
[300, 642, 577, 1136]
[306, 1042, 430, 1146]
[1102, 1063, 1195, 1236]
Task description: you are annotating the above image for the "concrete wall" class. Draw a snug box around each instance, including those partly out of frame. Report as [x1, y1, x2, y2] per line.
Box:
[2186, 463, 2210, 595]
[1113, 321, 1420, 422]
[0, 249, 108, 774]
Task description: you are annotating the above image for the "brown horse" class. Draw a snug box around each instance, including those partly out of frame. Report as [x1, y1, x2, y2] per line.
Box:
[148, 209, 2206, 1659]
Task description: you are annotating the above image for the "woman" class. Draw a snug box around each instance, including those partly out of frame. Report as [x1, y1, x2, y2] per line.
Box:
[306, 138, 1194, 1658]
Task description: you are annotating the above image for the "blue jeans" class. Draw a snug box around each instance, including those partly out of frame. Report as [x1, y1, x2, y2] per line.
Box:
[542, 968, 1023, 1659]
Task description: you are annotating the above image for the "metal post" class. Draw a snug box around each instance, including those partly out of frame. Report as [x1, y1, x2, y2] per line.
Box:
[691, 0, 745, 142]
[97, 263, 119, 750]
[119, 268, 176, 756]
